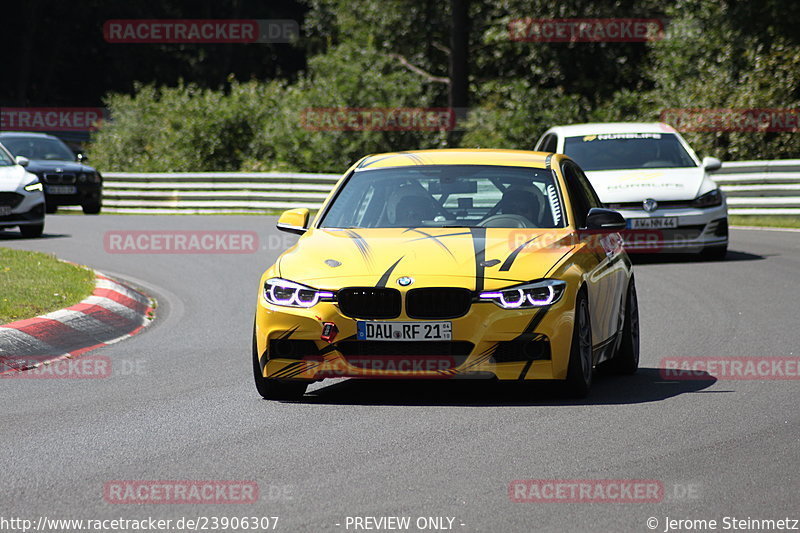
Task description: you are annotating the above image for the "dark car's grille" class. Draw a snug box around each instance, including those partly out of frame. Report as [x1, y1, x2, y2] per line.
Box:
[43, 173, 76, 184]
[337, 341, 473, 357]
[337, 287, 401, 319]
[406, 288, 472, 319]
[0, 192, 24, 208]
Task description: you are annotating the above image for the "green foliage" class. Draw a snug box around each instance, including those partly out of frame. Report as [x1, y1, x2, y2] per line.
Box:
[89, 0, 800, 172]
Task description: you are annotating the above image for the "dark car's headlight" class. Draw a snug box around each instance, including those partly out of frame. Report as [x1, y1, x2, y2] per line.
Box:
[263, 278, 334, 308]
[479, 279, 567, 309]
[692, 189, 723, 208]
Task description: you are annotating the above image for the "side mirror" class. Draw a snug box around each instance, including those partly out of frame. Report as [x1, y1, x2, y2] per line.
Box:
[277, 208, 310, 235]
[702, 156, 722, 172]
[76, 152, 89, 163]
[585, 208, 626, 230]
[15, 156, 30, 167]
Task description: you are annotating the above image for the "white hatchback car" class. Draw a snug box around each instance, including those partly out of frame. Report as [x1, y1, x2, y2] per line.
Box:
[0, 144, 45, 238]
[535, 122, 728, 258]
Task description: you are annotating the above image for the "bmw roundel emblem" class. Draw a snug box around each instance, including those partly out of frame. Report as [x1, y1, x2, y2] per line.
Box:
[397, 276, 414, 287]
[642, 198, 658, 212]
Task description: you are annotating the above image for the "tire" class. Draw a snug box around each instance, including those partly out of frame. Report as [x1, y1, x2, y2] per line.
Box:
[700, 244, 727, 261]
[252, 325, 307, 401]
[607, 278, 640, 375]
[82, 200, 102, 215]
[565, 290, 593, 398]
[19, 223, 44, 238]
[45, 203, 58, 214]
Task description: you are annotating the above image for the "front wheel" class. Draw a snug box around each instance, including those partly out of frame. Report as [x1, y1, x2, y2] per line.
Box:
[564, 291, 593, 398]
[700, 244, 727, 261]
[607, 278, 640, 375]
[252, 326, 307, 400]
[82, 200, 102, 215]
[20, 223, 44, 238]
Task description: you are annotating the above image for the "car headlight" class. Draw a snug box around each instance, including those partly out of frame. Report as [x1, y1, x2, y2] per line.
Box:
[78, 173, 88, 183]
[263, 278, 334, 308]
[24, 181, 43, 192]
[479, 279, 567, 309]
[692, 189, 723, 208]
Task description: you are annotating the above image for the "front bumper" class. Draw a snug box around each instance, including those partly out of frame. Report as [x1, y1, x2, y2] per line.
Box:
[42, 182, 102, 206]
[254, 288, 577, 382]
[616, 203, 728, 253]
[0, 191, 45, 228]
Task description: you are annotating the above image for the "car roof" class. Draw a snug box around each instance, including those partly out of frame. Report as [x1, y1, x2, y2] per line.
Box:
[546, 122, 677, 137]
[0, 132, 58, 139]
[355, 149, 555, 170]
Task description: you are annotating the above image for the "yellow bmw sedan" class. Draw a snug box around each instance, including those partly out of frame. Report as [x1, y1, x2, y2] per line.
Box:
[253, 149, 638, 399]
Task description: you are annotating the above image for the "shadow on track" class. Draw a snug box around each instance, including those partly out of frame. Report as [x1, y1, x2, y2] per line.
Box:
[630, 249, 765, 265]
[0, 231, 71, 241]
[295, 367, 717, 407]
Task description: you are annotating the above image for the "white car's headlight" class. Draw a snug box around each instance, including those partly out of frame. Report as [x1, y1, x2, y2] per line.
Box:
[692, 188, 723, 208]
[24, 181, 43, 192]
[263, 278, 334, 308]
[479, 279, 567, 309]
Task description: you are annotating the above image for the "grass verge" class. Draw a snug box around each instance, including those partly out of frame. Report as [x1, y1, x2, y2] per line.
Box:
[729, 215, 800, 229]
[0, 248, 96, 324]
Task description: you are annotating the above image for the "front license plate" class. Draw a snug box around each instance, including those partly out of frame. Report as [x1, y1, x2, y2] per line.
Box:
[46, 185, 77, 195]
[629, 217, 678, 229]
[0, 205, 11, 216]
[357, 321, 452, 341]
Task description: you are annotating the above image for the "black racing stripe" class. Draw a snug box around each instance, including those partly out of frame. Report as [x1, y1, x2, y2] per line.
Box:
[278, 326, 299, 340]
[282, 363, 316, 379]
[469, 227, 487, 293]
[499, 235, 540, 272]
[343, 229, 372, 263]
[376, 256, 404, 287]
[518, 360, 534, 380]
[404, 229, 456, 258]
[271, 361, 305, 379]
[319, 334, 357, 356]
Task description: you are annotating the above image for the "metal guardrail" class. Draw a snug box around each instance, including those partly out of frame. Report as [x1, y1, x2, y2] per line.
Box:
[60, 161, 800, 215]
[711, 159, 800, 215]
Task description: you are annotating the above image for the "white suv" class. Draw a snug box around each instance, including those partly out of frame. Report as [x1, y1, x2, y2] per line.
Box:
[0, 145, 45, 238]
[535, 122, 728, 259]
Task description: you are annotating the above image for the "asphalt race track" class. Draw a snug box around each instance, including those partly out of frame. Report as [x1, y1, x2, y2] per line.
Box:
[1, 215, 798, 532]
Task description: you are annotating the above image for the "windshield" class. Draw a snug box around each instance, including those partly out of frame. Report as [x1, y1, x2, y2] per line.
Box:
[0, 147, 12, 166]
[319, 165, 566, 229]
[563, 133, 697, 171]
[0, 136, 76, 161]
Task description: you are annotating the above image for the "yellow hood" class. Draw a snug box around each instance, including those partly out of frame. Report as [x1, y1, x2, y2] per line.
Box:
[277, 227, 576, 291]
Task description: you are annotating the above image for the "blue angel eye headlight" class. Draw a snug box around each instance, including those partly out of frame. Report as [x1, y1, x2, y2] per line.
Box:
[263, 278, 334, 308]
[479, 279, 566, 309]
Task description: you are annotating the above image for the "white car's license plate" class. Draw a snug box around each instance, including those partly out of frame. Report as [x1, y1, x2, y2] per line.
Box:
[0, 205, 11, 216]
[357, 321, 452, 341]
[629, 217, 678, 229]
[46, 185, 77, 194]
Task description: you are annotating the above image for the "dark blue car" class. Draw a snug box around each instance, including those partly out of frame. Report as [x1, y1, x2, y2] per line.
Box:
[0, 132, 103, 214]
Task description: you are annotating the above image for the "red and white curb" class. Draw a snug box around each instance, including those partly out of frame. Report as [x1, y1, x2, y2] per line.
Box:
[0, 272, 156, 375]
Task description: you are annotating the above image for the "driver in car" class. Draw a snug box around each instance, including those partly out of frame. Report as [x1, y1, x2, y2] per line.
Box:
[497, 186, 546, 227]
